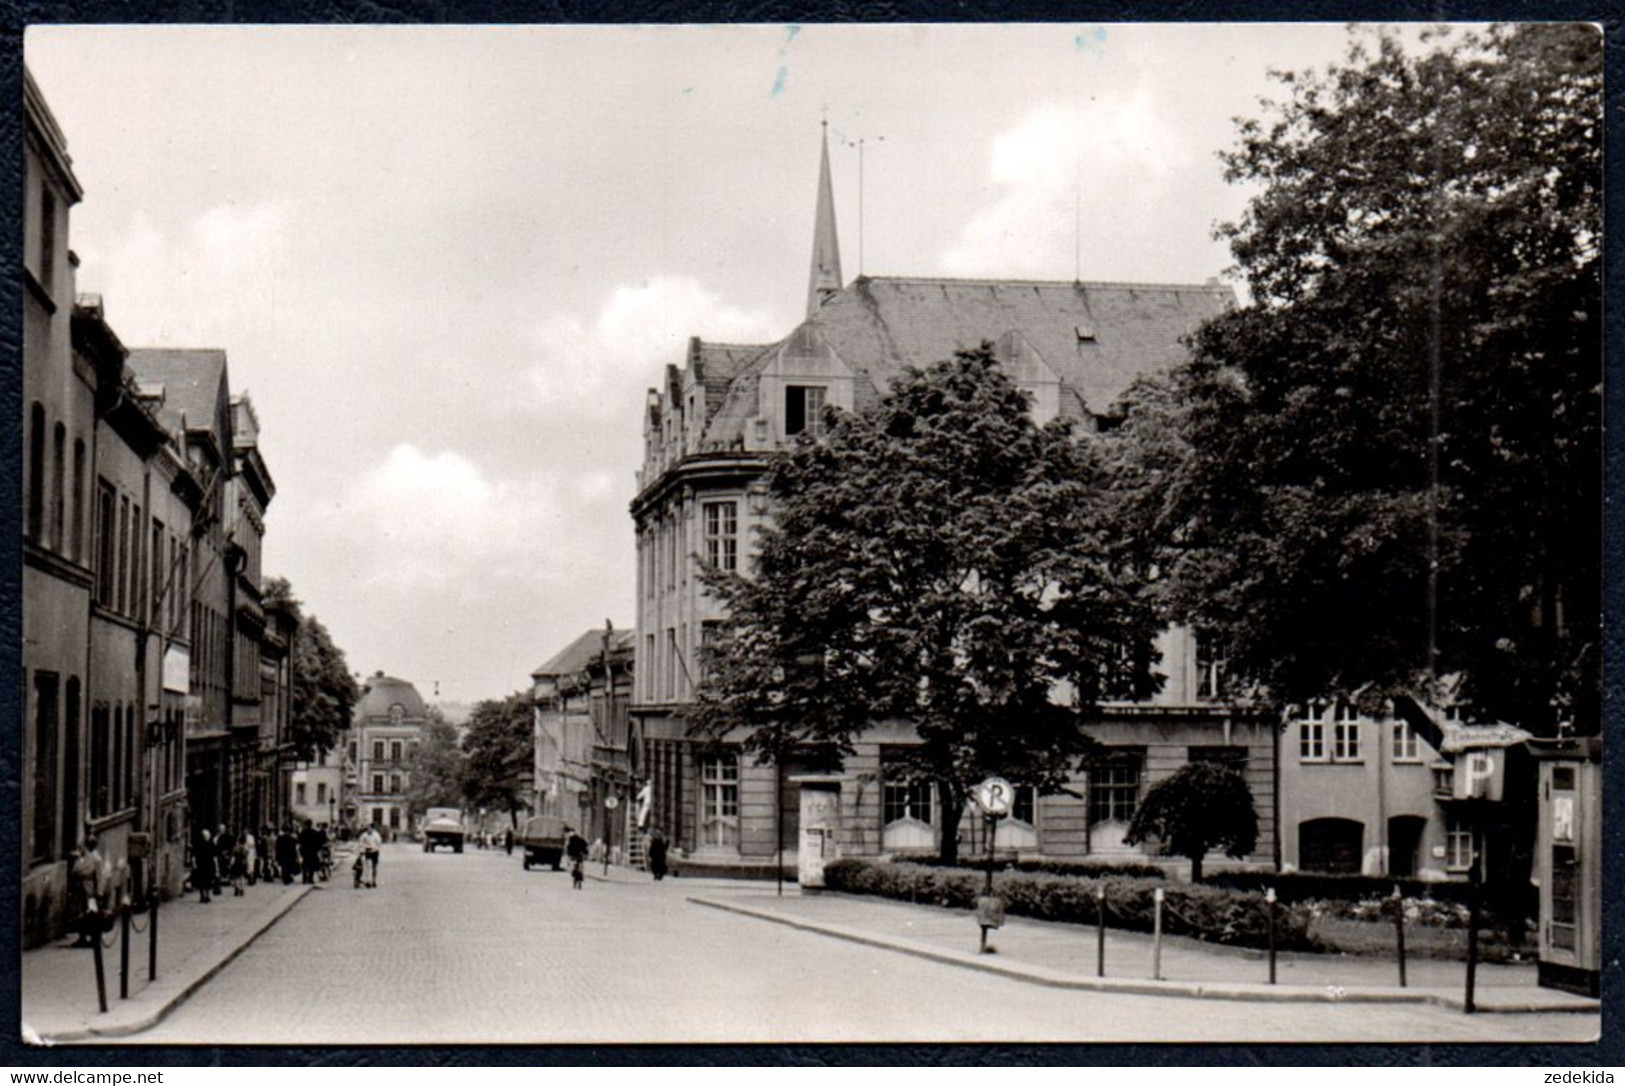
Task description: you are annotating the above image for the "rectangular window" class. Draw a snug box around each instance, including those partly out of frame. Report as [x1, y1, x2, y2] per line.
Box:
[666, 629, 679, 699]
[1011, 785, 1038, 827]
[389, 808, 400, 830]
[51, 424, 65, 551]
[390, 741, 403, 762]
[1333, 705, 1361, 761]
[72, 440, 86, 562]
[1299, 720, 1326, 762]
[699, 621, 722, 684]
[1445, 816, 1477, 871]
[390, 774, 401, 794]
[117, 496, 130, 614]
[373, 740, 384, 761]
[703, 501, 739, 572]
[882, 773, 935, 826]
[31, 671, 60, 863]
[151, 521, 165, 625]
[1088, 756, 1141, 826]
[131, 503, 144, 622]
[699, 755, 740, 848]
[645, 635, 656, 700]
[785, 385, 827, 437]
[1550, 845, 1577, 950]
[372, 774, 384, 794]
[96, 482, 117, 605]
[1392, 721, 1420, 761]
[296, 782, 307, 806]
[317, 782, 327, 805]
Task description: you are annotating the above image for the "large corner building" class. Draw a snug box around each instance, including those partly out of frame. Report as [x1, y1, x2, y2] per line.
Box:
[627, 127, 1276, 876]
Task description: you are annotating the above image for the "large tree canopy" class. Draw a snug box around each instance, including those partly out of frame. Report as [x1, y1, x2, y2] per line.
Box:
[1112, 25, 1601, 733]
[403, 706, 466, 819]
[461, 691, 534, 828]
[264, 577, 359, 760]
[690, 347, 1158, 862]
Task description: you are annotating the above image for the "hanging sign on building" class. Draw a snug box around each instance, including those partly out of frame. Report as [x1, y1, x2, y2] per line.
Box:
[1453, 749, 1507, 801]
[163, 647, 190, 693]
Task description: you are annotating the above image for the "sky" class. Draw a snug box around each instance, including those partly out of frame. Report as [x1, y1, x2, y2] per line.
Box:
[25, 22, 1390, 702]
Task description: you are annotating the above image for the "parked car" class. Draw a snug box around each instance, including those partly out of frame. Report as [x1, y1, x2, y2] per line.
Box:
[519, 815, 567, 871]
[422, 808, 466, 853]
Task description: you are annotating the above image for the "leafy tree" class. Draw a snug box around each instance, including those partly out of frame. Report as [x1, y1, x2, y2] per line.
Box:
[1113, 25, 1601, 733]
[1124, 762, 1259, 883]
[461, 691, 534, 829]
[263, 577, 359, 760]
[403, 707, 466, 819]
[690, 347, 1158, 863]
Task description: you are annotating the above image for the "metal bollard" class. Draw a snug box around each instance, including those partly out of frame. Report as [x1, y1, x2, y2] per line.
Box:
[1266, 887, 1278, 984]
[1151, 887, 1164, 981]
[148, 888, 159, 983]
[90, 916, 108, 1014]
[1096, 884, 1107, 977]
[1392, 885, 1407, 988]
[1464, 857, 1482, 1013]
[118, 900, 131, 999]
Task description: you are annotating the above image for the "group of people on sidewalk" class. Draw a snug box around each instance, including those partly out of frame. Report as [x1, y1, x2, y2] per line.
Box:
[189, 820, 337, 904]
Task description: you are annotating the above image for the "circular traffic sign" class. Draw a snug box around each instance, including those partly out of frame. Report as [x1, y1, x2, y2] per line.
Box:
[604, 795, 620, 810]
[975, 776, 1015, 818]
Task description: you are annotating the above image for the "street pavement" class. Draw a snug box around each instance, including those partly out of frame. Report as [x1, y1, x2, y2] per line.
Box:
[129, 843, 1599, 1045]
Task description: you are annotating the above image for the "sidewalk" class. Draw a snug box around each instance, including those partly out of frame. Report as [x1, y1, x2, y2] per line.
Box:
[22, 877, 318, 1044]
[688, 888, 1601, 1015]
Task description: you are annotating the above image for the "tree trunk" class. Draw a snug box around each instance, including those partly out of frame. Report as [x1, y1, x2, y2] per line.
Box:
[1189, 851, 1204, 884]
[936, 779, 965, 865]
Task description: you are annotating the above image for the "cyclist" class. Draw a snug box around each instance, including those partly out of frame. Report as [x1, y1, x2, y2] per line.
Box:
[564, 826, 589, 890]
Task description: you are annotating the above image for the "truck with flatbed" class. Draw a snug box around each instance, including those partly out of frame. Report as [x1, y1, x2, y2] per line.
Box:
[421, 807, 466, 853]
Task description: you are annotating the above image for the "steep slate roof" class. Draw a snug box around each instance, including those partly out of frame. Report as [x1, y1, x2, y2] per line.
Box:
[692, 339, 772, 420]
[702, 275, 1233, 447]
[531, 627, 635, 679]
[126, 348, 229, 436]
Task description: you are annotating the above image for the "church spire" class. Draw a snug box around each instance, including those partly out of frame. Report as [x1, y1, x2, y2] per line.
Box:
[806, 120, 844, 318]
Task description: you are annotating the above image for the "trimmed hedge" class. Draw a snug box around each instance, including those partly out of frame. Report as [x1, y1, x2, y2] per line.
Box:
[908, 856, 1166, 880]
[822, 859, 1318, 951]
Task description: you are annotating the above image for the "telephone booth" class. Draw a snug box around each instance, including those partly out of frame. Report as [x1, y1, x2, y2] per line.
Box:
[1529, 735, 1602, 997]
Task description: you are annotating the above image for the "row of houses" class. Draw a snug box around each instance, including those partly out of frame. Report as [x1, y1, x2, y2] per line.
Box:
[22, 71, 297, 947]
[527, 125, 1569, 893]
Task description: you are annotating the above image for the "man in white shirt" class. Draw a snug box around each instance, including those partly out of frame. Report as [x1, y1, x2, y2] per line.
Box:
[360, 826, 383, 888]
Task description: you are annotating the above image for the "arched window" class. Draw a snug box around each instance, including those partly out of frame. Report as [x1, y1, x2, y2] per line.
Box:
[51, 422, 65, 551]
[27, 403, 45, 540]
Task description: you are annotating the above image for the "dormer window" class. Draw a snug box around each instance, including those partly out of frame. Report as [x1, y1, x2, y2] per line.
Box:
[786, 385, 827, 438]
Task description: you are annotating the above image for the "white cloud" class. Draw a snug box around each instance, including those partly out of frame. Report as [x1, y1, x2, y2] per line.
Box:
[522, 274, 778, 418]
[342, 443, 570, 594]
[940, 98, 1194, 280]
[77, 202, 295, 348]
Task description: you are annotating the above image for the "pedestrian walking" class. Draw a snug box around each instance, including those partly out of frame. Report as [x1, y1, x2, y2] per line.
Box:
[194, 830, 216, 904]
[214, 826, 235, 896]
[299, 820, 325, 885]
[359, 824, 382, 888]
[276, 825, 300, 885]
[565, 826, 588, 890]
[647, 828, 669, 881]
[504, 827, 514, 855]
[70, 836, 108, 946]
[242, 829, 258, 887]
[229, 838, 248, 896]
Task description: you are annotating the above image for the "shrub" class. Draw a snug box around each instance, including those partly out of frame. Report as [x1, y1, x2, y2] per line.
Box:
[821, 859, 1318, 951]
[909, 856, 1166, 880]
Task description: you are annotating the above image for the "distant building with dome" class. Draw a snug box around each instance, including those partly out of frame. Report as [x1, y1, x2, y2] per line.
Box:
[343, 671, 429, 835]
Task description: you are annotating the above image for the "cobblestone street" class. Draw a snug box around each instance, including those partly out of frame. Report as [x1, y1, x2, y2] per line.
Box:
[134, 844, 1598, 1045]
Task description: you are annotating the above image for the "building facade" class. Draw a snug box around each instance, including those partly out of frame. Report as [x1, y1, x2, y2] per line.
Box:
[22, 71, 298, 944]
[628, 128, 1271, 876]
[531, 626, 635, 848]
[347, 672, 427, 836]
[22, 69, 94, 944]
